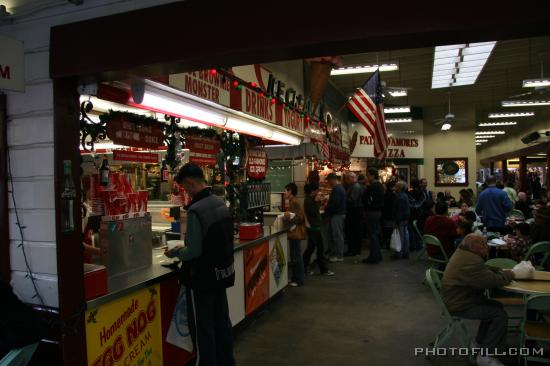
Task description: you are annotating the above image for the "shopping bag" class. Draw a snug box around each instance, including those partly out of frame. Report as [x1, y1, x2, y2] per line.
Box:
[165, 286, 194, 352]
[390, 228, 402, 252]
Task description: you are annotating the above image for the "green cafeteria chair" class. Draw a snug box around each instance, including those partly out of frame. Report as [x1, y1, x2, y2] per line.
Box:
[523, 241, 550, 270]
[520, 295, 550, 365]
[486, 258, 518, 270]
[412, 220, 427, 261]
[425, 269, 473, 362]
[508, 209, 526, 219]
[423, 235, 449, 275]
[0, 343, 38, 366]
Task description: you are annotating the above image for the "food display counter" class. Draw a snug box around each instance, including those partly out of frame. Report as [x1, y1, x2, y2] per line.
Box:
[83, 226, 289, 366]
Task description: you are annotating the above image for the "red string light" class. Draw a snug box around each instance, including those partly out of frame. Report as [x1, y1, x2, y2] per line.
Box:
[250, 82, 257, 88]
[211, 69, 217, 76]
[270, 98, 276, 105]
[233, 81, 239, 88]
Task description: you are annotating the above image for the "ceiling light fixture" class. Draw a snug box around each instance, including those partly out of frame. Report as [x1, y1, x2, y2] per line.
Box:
[477, 121, 517, 127]
[488, 112, 534, 118]
[501, 100, 550, 107]
[522, 79, 550, 88]
[441, 123, 452, 131]
[386, 118, 413, 123]
[431, 41, 497, 89]
[476, 139, 489, 143]
[388, 90, 407, 97]
[330, 63, 399, 76]
[384, 106, 411, 114]
[476, 131, 505, 135]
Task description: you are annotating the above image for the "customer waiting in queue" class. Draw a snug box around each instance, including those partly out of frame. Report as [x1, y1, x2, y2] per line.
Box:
[344, 172, 364, 257]
[391, 181, 411, 259]
[381, 180, 397, 250]
[325, 173, 347, 263]
[303, 183, 335, 276]
[362, 167, 385, 264]
[476, 176, 513, 234]
[424, 201, 458, 258]
[284, 182, 306, 287]
[165, 163, 235, 366]
[441, 234, 534, 366]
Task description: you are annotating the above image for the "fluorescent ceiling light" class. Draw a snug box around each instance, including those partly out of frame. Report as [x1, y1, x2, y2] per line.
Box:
[476, 143, 482, 146]
[388, 90, 407, 97]
[81, 96, 153, 116]
[330, 63, 399, 76]
[386, 118, 412, 123]
[476, 131, 505, 135]
[501, 100, 550, 107]
[384, 106, 410, 114]
[271, 131, 302, 145]
[480, 135, 496, 138]
[478, 121, 517, 127]
[431, 41, 496, 89]
[537, 153, 547, 156]
[441, 123, 452, 131]
[522, 79, 550, 88]
[225, 117, 272, 139]
[488, 112, 534, 118]
[85, 142, 125, 150]
[476, 139, 489, 142]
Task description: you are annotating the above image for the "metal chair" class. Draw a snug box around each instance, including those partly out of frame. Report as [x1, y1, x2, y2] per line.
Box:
[520, 295, 550, 365]
[523, 241, 550, 270]
[425, 269, 472, 362]
[486, 258, 518, 270]
[423, 234, 449, 275]
[508, 209, 526, 219]
[0, 343, 38, 366]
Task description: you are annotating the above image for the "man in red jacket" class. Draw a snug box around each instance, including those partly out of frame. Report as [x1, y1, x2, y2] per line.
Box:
[424, 201, 458, 258]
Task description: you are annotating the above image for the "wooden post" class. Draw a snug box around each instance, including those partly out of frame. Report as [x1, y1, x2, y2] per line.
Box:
[519, 156, 527, 193]
[502, 159, 508, 183]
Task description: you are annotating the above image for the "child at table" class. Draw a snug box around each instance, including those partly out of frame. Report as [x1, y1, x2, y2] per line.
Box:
[454, 220, 473, 248]
[505, 223, 532, 262]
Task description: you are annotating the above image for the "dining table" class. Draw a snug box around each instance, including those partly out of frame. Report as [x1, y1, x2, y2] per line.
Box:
[503, 271, 550, 295]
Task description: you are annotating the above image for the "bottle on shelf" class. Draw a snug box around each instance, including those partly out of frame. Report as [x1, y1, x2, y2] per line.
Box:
[161, 160, 170, 183]
[99, 157, 110, 186]
[61, 160, 76, 232]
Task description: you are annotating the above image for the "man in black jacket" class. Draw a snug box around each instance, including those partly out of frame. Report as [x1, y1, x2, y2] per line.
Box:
[362, 167, 385, 264]
[166, 163, 235, 366]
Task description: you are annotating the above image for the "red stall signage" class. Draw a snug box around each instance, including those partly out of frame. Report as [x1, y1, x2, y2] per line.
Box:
[106, 117, 165, 149]
[246, 147, 268, 180]
[244, 242, 269, 315]
[185, 136, 220, 155]
[189, 156, 217, 167]
[113, 150, 159, 163]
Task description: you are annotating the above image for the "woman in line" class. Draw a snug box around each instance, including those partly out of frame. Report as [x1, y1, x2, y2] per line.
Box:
[284, 182, 306, 287]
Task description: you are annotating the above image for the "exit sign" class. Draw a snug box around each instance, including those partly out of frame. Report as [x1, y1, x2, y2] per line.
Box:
[0, 35, 24, 92]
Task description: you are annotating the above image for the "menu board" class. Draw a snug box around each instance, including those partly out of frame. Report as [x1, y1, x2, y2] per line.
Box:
[265, 160, 292, 192]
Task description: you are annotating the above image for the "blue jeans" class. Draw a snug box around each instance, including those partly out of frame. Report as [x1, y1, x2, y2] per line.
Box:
[328, 214, 346, 258]
[398, 221, 410, 256]
[366, 211, 382, 262]
[289, 239, 305, 285]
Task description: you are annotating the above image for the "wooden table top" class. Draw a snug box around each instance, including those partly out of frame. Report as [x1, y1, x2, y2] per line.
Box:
[503, 271, 550, 294]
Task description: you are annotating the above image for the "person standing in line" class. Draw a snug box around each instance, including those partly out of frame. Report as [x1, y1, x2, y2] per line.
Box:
[303, 183, 335, 276]
[407, 178, 425, 252]
[344, 172, 364, 256]
[381, 180, 397, 250]
[392, 181, 411, 259]
[284, 182, 306, 287]
[165, 163, 235, 366]
[325, 173, 347, 263]
[503, 180, 518, 204]
[420, 178, 434, 205]
[476, 176, 512, 234]
[362, 167, 385, 264]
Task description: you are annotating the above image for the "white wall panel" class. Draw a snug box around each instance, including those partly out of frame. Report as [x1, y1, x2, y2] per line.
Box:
[7, 115, 54, 147]
[10, 270, 59, 307]
[10, 241, 57, 275]
[8, 209, 56, 243]
[8, 145, 54, 178]
[6, 82, 53, 116]
[8, 178, 55, 210]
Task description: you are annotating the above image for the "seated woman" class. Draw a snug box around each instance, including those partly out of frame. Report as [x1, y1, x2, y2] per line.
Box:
[424, 201, 458, 257]
[505, 223, 532, 262]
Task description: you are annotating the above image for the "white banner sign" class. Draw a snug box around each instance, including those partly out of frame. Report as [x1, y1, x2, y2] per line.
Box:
[0, 35, 24, 92]
[348, 123, 424, 159]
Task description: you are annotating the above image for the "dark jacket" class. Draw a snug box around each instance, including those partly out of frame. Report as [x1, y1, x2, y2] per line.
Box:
[181, 188, 235, 290]
[346, 182, 364, 210]
[363, 181, 385, 212]
[532, 223, 550, 244]
[515, 200, 532, 219]
[304, 195, 322, 229]
[441, 248, 514, 313]
[393, 191, 410, 222]
[325, 184, 346, 216]
[382, 189, 396, 221]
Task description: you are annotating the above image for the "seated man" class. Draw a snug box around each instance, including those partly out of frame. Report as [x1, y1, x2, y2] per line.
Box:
[441, 234, 533, 366]
[424, 201, 458, 257]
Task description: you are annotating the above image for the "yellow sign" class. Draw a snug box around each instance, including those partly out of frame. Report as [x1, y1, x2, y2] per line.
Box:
[85, 285, 163, 366]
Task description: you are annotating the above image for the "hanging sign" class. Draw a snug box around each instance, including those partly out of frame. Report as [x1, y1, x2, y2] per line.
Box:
[113, 150, 159, 163]
[85, 285, 163, 366]
[185, 136, 220, 155]
[244, 242, 269, 315]
[106, 117, 165, 149]
[189, 155, 217, 167]
[349, 123, 424, 159]
[329, 143, 350, 163]
[246, 147, 268, 180]
[169, 71, 231, 106]
[0, 35, 24, 92]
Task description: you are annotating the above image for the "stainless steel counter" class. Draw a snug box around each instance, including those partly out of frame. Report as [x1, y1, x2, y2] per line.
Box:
[86, 226, 290, 309]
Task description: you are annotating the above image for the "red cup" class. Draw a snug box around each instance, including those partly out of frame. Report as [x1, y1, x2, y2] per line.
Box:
[127, 193, 138, 213]
[101, 190, 117, 216]
[137, 190, 148, 212]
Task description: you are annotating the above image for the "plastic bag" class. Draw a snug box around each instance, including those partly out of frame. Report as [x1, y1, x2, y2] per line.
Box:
[390, 228, 402, 252]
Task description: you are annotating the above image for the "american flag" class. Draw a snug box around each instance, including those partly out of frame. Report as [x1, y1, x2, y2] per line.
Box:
[347, 70, 388, 159]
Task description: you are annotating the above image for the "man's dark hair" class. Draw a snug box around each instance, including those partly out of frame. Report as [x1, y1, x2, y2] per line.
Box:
[304, 183, 319, 195]
[357, 174, 366, 182]
[367, 167, 379, 180]
[457, 220, 473, 235]
[285, 182, 298, 196]
[435, 201, 448, 215]
[176, 163, 204, 183]
[410, 178, 420, 190]
[516, 222, 531, 236]
[506, 181, 515, 188]
[436, 192, 445, 201]
[463, 211, 477, 223]
[486, 175, 496, 185]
